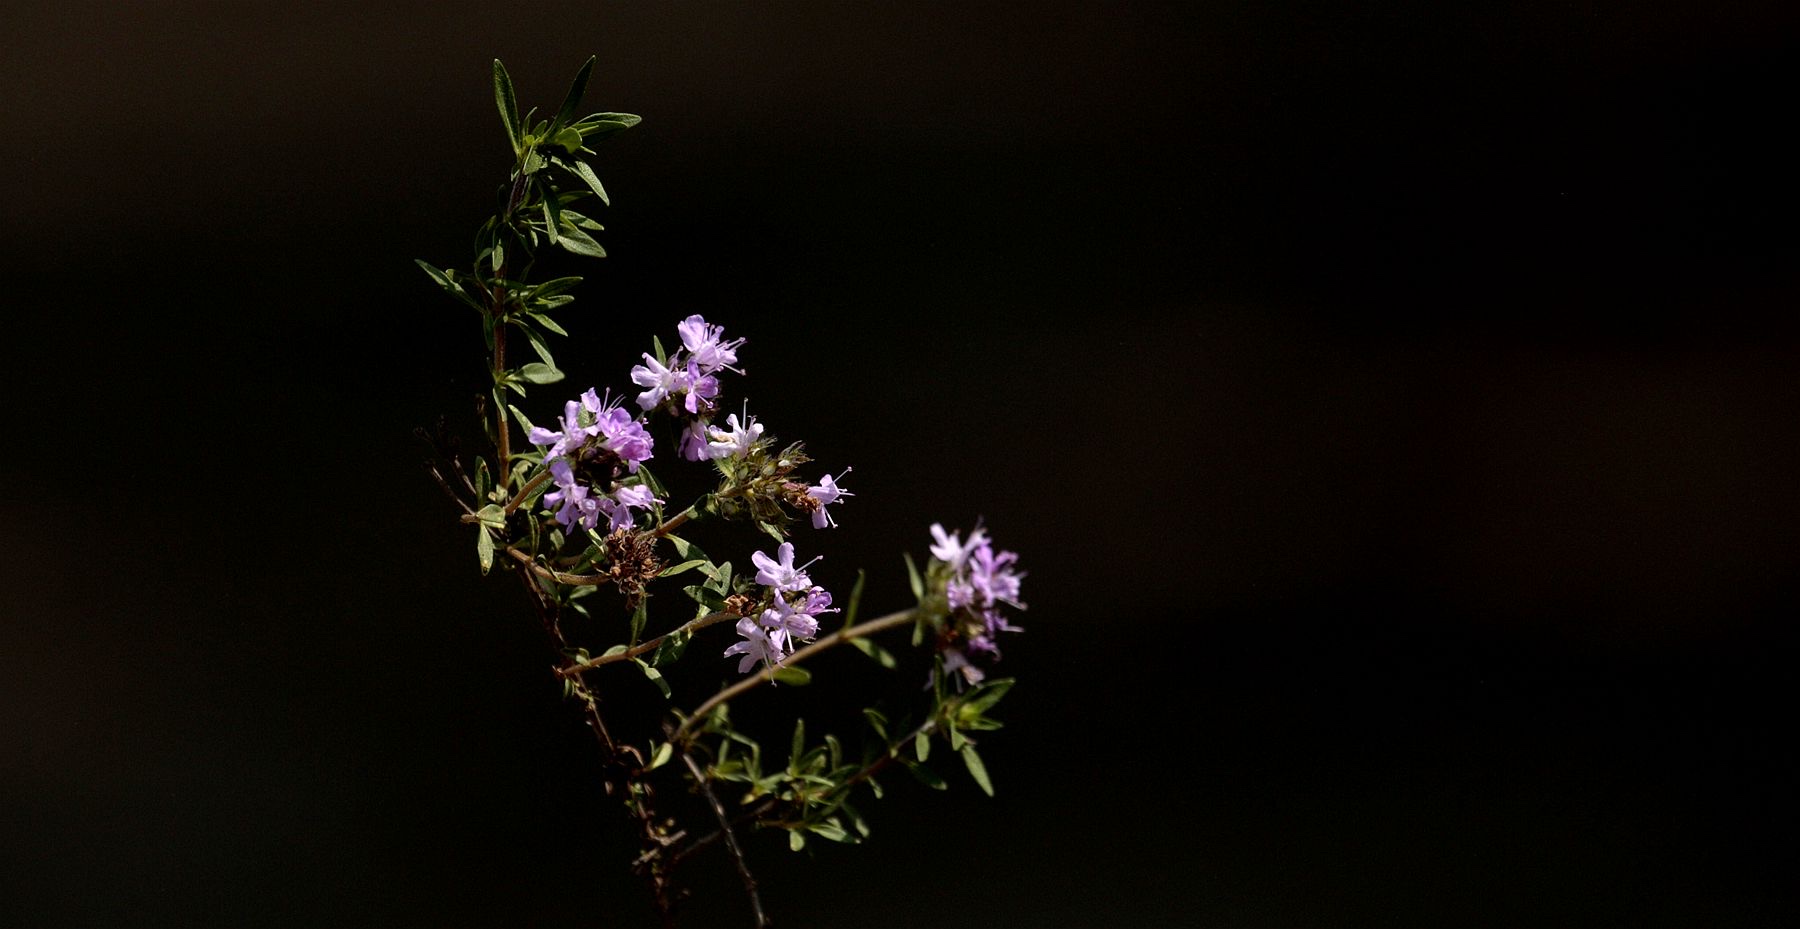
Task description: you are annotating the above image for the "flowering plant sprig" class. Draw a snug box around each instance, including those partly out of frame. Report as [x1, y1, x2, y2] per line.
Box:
[417, 58, 1028, 928]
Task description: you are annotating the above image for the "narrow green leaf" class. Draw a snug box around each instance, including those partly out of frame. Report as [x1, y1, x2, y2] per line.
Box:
[600, 644, 628, 657]
[665, 534, 705, 561]
[963, 678, 1016, 715]
[657, 559, 708, 578]
[492, 59, 520, 151]
[634, 659, 671, 699]
[569, 158, 611, 206]
[961, 744, 994, 796]
[553, 126, 584, 154]
[518, 362, 564, 384]
[629, 599, 649, 645]
[904, 760, 947, 790]
[528, 312, 569, 337]
[843, 569, 866, 628]
[849, 637, 897, 669]
[862, 708, 888, 741]
[475, 504, 506, 529]
[507, 404, 537, 437]
[914, 731, 930, 763]
[788, 830, 805, 852]
[904, 551, 923, 601]
[790, 719, 806, 768]
[651, 335, 667, 365]
[540, 197, 560, 245]
[772, 666, 812, 687]
[649, 741, 673, 771]
[553, 55, 596, 132]
[555, 222, 608, 258]
[476, 527, 494, 574]
[808, 820, 850, 843]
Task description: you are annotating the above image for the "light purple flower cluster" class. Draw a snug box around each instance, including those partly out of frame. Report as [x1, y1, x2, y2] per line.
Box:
[931, 523, 1026, 683]
[723, 542, 839, 673]
[629, 314, 744, 415]
[528, 388, 660, 533]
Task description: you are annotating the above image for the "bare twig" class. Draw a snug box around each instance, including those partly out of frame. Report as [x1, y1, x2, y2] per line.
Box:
[681, 748, 770, 928]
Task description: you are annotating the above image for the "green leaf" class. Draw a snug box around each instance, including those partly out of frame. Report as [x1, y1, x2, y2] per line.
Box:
[665, 535, 705, 562]
[651, 335, 667, 365]
[963, 678, 1016, 715]
[518, 362, 564, 384]
[904, 551, 923, 601]
[574, 112, 642, 141]
[517, 323, 556, 366]
[914, 731, 930, 763]
[540, 197, 560, 245]
[629, 598, 649, 645]
[849, 636, 897, 669]
[757, 520, 785, 542]
[507, 404, 537, 436]
[476, 527, 494, 574]
[903, 760, 946, 791]
[474, 504, 506, 530]
[600, 644, 628, 657]
[414, 260, 485, 313]
[553, 126, 585, 154]
[532, 276, 584, 298]
[657, 559, 708, 578]
[790, 719, 806, 769]
[568, 158, 611, 206]
[553, 55, 596, 132]
[808, 820, 850, 843]
[649, 629, 690, 666]
[862, 708, 888, 741]
[843, 569, 866, 629]
[960, 744, 994, 796]
[649, 741, 673, 771]
[789, 830, 806, 852]
[633, 658, 671, 698]
[555, 222, 608, 258]
[772, 666, 812, 687]
[527, 312, 569, 337]
[492, 59, 520, 152]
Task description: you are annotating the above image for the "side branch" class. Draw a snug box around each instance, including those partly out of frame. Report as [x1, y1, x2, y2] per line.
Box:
[558, 609, 742, 677]
[675, 607, 919, 743]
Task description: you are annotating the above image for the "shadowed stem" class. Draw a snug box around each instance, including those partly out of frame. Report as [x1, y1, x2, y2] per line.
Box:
[681, 747, 769, 929]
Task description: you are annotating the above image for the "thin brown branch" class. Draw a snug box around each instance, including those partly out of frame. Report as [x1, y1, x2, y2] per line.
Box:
[653, 507, 695, 538]
[675, 607, 918, 743]
[557, 610, 742, 677]
[681, 748, 770, 928]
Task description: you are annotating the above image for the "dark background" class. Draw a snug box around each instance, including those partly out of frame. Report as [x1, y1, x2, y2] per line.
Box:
[3, 1, 1797, 926]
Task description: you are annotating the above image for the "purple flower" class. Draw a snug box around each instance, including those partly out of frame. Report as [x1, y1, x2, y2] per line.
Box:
[528, 398, 597, 461]
[752, 542, 816, 592]
[706, 411, 764, 460]
[804, 468, 854, 529]
[596, 483, 660, 532]
[679, 419, 711, 461]
[629, 353, 684, 410]
[928, 523, 989, 573]
[677, 314, 745, 375]
[757, 601, 818, 655]
[942, 648, 986, 686]
[590, 397, 654, 472]
[967, 543, 1025, 608]
[682, 359, 720, 415]
[722, 617, 780, 674]
[543, 459, 600, 531]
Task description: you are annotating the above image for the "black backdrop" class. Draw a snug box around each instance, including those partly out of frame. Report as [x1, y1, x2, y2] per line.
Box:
[3, 2, 1797, 926]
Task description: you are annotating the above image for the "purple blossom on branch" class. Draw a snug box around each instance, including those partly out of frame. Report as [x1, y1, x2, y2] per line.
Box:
[752, 542, 816, 593]
[804, 468, 854, 529]
[722, 617, 780, 674]
[707, 411, 764, 460]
